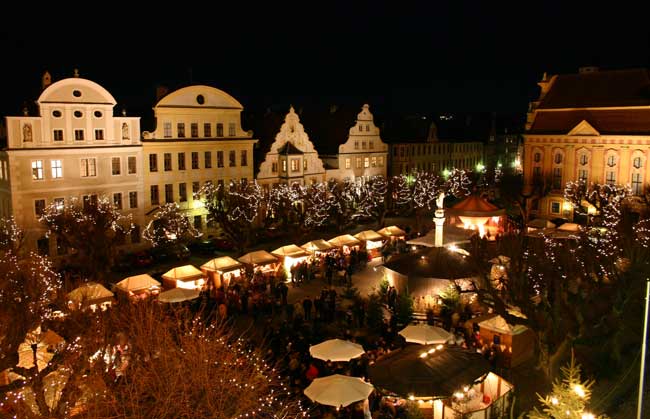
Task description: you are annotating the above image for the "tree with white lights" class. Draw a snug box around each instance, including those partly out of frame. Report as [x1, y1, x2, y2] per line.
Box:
[0, 216, 23, 255]
[328, 179, 357, 231]
[390, 174, 412, 215]
[354, 176, 388, 227]
[302, 182, 331, 232]
[142, 202, 201, 248]
[40, 196, 133, 280]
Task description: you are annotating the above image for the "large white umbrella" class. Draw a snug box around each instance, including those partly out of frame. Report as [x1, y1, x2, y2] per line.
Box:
[398, 324, 454, 345]
[309, 339, 365, 362]
[304, 374, 374, 408]
[157, 288, 200, 303]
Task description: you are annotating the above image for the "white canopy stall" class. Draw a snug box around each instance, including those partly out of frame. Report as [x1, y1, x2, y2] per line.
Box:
[201, 256, 243, 290]
[115, 274, 161, 302]
[354, 230, 385, 258]
[272, 244, 310, 281]
[162, 265, 205, 290]
[67, 282, 114, 312]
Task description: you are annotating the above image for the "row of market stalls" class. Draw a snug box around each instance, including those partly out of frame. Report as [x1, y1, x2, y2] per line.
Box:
[303, 325, 514, 418]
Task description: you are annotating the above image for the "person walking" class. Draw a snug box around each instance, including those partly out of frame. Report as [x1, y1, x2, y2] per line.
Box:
[303, 297, 313, 321]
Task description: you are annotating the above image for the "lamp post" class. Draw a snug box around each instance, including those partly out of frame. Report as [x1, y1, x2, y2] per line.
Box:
[637, 278, 650, 419]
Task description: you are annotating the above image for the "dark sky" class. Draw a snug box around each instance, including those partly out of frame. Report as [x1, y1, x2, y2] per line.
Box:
[1, 2, 649, 123]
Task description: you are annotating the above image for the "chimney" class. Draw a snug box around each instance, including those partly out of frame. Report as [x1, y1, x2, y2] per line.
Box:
[579, 66, 599, 74]
[156, 85, 169, 101]
[42, 71, 52, 90]
[73, 68, 80, 78]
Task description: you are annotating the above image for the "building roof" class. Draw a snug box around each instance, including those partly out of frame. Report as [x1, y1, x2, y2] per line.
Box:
[277, 141, 304, 155]
[448, 195, 505, 217]
[155, 85, 243, 109]
[538, 68, 650, 109]
[529, 108, 650, 135]
[38, 77, 117, 105]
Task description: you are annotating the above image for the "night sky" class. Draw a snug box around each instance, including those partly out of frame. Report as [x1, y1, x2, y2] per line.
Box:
[1, 2, 648, 126]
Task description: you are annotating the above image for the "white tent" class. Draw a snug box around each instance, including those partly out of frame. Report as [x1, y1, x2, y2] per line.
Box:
[238, 250, 278, 266]
[377, 225, 406, 238]
[200, 256, 243, 274]
[67, 282, 114, 311]
[398, 324, 454, 345]
[158, 288, 200, 303]
[271, 244, 310, 259]
[309, 339, 365, 362]
[304, 374, 374, 408]
[328, 234, 361, 248]
[116, 274, 161, 293]
[527, 218, 556, 230]
[301, 239, 335, 253]
[354, 230, 384, 242]
[162, 265, 205, 290]
[479, 315, 529, 335]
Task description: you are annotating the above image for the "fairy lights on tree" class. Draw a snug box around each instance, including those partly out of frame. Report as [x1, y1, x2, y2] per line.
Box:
[303, 182, 330, 229]
[445, 168, 472, 198]
[39, 196, 133, 280]
[0, 216, 23, 255]
[142, 202, 201, 247]
[391, 174, 412, 215]
[353, 176, 388, 226]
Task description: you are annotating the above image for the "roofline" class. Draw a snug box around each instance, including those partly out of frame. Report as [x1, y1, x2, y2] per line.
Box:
[155, 105, 242, 110]
[535, 105, 650, 111]
[142, 137, 257, 143]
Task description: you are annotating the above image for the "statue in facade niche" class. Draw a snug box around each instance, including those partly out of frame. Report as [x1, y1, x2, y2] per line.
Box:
[122, 123, 129, 140]
[23, 123, 33, 142]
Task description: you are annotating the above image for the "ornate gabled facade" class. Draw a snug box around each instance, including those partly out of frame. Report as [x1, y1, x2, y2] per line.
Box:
[142, 85, 257, 232]
[524, 67, 650, 219]
[327, 104, 388, 181]
[256, 106, 326, 187]
[0, 74, 144, 255]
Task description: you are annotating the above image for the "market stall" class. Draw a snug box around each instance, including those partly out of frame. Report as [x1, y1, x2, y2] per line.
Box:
[327, 234, 361, 254]
[377, 225, 406, 241]
[272, 244, 310, 281]
[353, 230, 385, 258]
[301, 239, 335, 255]
[115, 274, 161, 302]
[477, 315, 535, 368]
[238, 250, 279, 274]
[161, 265, 205, 290]
[67, 282, 114, 312]
[201, 256, 244, 290]
[447, 195, 505, 240]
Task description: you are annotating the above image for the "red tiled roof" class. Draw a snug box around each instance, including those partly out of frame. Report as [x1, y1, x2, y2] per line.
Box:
[451, 195, 499, 212]
[529, 108, 650, 134]
[539, 69, 650, 109]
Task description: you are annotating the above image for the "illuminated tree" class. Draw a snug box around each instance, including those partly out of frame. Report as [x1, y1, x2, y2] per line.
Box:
[303, 182, 331, 231]
[0, 216, 23, 255]
[390, 174, 412, 215]
[445, 168, 472, 198]
[328, 179, 357, 232]
[354, 176, 388, 227]
[264, 183, 305, 231]
[529, 355, 606, 419]
[142, 202, 201, 247]
[412, 172, 444, 230]
[200, 180, 262, 252]
[40, 196, 133, 280]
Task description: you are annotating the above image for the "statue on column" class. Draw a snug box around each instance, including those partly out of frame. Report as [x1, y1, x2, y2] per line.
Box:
[436, 192, 445, 210]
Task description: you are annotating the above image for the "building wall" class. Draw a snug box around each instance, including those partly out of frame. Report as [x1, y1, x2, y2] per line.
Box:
[256, 106, 326, 187]
[389, 141, 484, 177]
[333, 104, 388, 181]
[3, 76, 144, 255]
[142, 85, 257, 232]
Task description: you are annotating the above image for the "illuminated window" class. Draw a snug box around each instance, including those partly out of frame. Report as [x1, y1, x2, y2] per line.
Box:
[345, 158, 350, 169]
[291, 159, 300, 172]
[177, 123, 185, 138]
[178, 152, 186, 170]
[51, 160, 63, 178]
[163, 122, 172, 138]
[192, 152, 199, 169]
[356, 157, 362, 169]
[204, 151, 212, 168]
[80, 158, 96, 177]
[364, 157, 370, 168]
[113, 193, 123, 210]
[371, 156, 377, 167]
[282, 160, 287, 172]
[53, 129, 64, 141]
[112, 157, 121, 175]
[378, 156, 383, 167]
[191, 123, 199, 138]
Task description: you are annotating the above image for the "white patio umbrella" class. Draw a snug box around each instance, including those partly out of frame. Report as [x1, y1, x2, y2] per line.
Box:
[398, 324, 454, 345]
[158, 288, 200, 303]
[309, 339, 365, 362]
[304, 374, 374, 408]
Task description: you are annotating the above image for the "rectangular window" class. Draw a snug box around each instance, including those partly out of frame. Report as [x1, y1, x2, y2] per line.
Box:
[178, 153, 186, 170]
[80, 158, 97, 177]
[113, 192, 123, 210]
[552, 168, 562, 189]
[217, 151, 224, 168]
[131, 224, 140, 244]
[37, 237, 49, 256]
[369, 141, 374, 149]
[272, 162, 278, 173]
[193, 215, 202, 230]
[128, 156, 136, 174]
[345, 158, 351, 169]
[551, 201, 561, 214]
[241, 150, 247, 167]
[578, 169, 588, 181]
[362, 141, 367, 150]
[204, 151, 212, 168]
[50, 160, 63, 178]
[364, 157, 370, 168]
[191, 123, 199, 138]
[191, 152, 199, 169]
[303, 159, 307, 170]
[83, 194, 98, 210]
[371, 156, 377, 167]
[163, 122, 172, 138]
[74, 129, 85, 141]
[149, 154, 158, 172]
[378, 156, 383, 167]
[150, 185, 160, 205]
[53, 129, 64, 142]
[228, 123, 236, 136]
[356, 157, 362, 169]
[112, 157, 121, 175]
[53, 197, 65, 212]
[217, 123, 224, 137]
[164, 153, 172, 171]
[204, 123, 211, 137]
[606, 171, 616, 185]
[192, 181, 200, 198]
[35, 199, 46, 217]
[179, 182, 187, 202]
[291, 159, 299, 172]
[282, 160, 287, 172]
[94, 129, 104, 140]
[177, 123, 185, 138]
[129, 191, 137, 209]
[354, 141, 359, 150]
[229, 150, 236, 167]
[165, 184, 173, 203]
[632, 173, 643, 195]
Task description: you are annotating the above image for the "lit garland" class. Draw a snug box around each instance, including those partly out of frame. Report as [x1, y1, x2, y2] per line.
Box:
[353, 176, 388, 220]
[0, 217, 23, 254]
[142, 202, 201, 247]
[445, 169, 472, 198]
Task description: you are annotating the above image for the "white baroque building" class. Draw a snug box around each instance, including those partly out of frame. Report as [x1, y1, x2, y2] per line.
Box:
[256, 106, 326, 187]
[142, 85, 257, 232]
[0, 74, 144, 255]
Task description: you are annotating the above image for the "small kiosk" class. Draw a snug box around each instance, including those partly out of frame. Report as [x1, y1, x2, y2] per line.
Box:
[377, 225, 406, 241]
[271, 245, 310, 281]
[327, 234, 361, 254]
[201, 256, 244, 290]
[162, 265, 206, 290]
[115, 274, 161, 302]
[67, 282, 114, 312]
[354, 230, 385, 259]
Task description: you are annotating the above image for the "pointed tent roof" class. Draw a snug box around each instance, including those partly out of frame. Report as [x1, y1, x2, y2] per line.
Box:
[301, 239, 335, 253]
[238, 250, 279, 266]
[448, 195, 505, 217]
[201, 256, 243, 273]
[354, 230, 384, 242]
[479, 315, 529, 335]
[162, 265, 204, 282]
[271, 244, 310, 258]
[377, 225, 406, 238]
[116, 274, 161, 293]
[67, 282, 114, 305]
[328, 234, 361, 248]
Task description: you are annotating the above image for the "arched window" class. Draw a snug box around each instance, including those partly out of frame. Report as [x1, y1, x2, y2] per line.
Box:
[534, 152, 541, 163]
[631, 152, 645, 195]
[554, 153, 562, 164]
